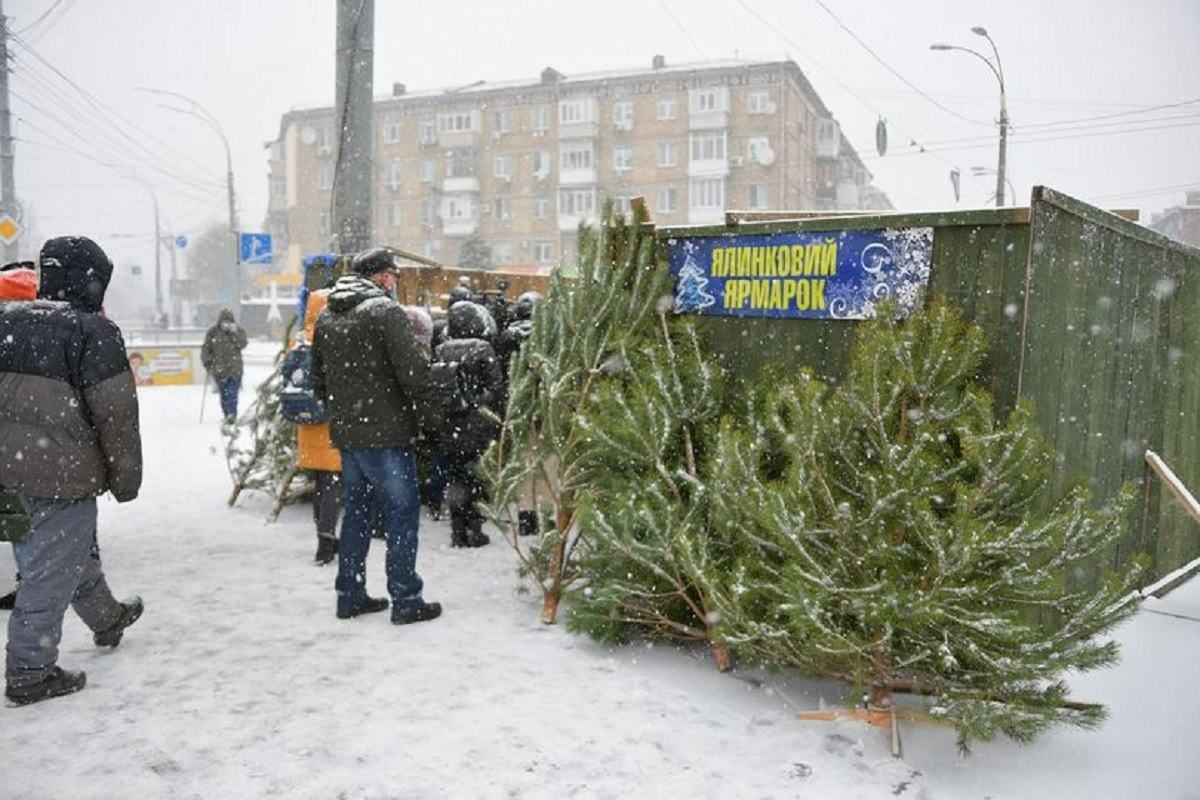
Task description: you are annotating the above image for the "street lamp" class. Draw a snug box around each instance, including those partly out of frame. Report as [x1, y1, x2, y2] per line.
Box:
[137, 87, 241, 315]
[970, 166, 1016, 206]
[931, 27, 1009, 206]
[128, 176, 163, 320]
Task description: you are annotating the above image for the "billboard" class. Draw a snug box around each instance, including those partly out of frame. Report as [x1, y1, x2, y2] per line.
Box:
[127, 348, 196, 386]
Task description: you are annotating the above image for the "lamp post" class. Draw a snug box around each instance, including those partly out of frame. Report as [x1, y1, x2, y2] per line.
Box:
[137, 88, 241, 315]
[970, 166, 1016, 206]
[931, 27, 1008, 206]
[127, 177, 163, 320]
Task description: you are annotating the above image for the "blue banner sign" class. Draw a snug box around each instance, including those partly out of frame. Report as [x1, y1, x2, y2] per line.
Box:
[667, 227, 933, 319]
[238, 232, 273, 265]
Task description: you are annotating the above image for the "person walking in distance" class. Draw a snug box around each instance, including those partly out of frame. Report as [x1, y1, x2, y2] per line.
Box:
[0, 236, 144, 706]
[201, 308, 248, 423]
[311, 248, 441, 626]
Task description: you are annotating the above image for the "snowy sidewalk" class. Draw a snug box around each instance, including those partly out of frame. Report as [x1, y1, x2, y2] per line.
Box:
[3, 363, 1197, 799]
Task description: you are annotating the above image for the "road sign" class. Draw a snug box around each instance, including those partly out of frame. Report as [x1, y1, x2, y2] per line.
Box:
[175, 235, 188, 250]
[238, 232, 273, 264]
[0, 214, 22, 246]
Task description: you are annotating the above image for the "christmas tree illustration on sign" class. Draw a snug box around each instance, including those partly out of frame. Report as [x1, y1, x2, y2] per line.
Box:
[674, 241, 716, 312]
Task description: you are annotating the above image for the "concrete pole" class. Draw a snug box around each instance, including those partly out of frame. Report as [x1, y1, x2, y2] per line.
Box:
[0, 0, 18, 263]
[333, 0, 375, 255]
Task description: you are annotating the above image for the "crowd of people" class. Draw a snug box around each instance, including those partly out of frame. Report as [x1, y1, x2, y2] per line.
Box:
[0, 236, 541, 707]
[303, 249, 541, 626]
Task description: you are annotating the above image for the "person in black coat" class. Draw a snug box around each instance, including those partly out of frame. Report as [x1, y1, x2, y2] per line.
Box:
[431, 301, 502, 548]
[493, 291, 543, 536]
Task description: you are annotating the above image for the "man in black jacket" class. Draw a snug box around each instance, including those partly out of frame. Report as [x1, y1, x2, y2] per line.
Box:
[201, 307, 248, 423]
[311, 248, 441, 626]
[0, 236, 144, 706]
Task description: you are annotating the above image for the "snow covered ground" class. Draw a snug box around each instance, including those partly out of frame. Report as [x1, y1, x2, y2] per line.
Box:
[3, 342, 1197, 799]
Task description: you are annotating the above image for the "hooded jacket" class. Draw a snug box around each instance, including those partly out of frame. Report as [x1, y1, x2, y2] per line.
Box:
[201, 308, 248, 379]
[311, 274, 432, 450]
[433, 301, 503, 460]
[0, 237, 142, 502]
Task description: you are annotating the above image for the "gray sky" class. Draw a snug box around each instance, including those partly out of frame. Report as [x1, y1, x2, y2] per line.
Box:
[8, 0, 1199, 278]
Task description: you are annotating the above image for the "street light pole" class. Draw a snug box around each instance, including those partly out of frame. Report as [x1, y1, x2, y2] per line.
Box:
[971, 166, 1016, 206]
[931, 28, 1008, 206]
[137, 87, 241, 315]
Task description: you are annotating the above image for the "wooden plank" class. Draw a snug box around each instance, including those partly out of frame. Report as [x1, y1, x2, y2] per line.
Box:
[1035, 186, 1200, 257]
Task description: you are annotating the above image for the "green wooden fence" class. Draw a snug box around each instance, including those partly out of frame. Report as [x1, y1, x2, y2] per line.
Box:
[656, 186, 1200, 585]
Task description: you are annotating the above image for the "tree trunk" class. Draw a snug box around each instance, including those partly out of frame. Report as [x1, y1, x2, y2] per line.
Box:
[711, 641, 732, 672]
[540, 499, 574, 625]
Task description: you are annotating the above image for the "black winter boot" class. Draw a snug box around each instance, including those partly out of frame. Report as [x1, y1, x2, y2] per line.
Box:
[464, 518, 490, 548]
[94, 597, 144, 648]
[518, 510, 539, 537]
[6, 667, 87, 707]
[450, 515, 469, 548]
[314, 535, 337, 565]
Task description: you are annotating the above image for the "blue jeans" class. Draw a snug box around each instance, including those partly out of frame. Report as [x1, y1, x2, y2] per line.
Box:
[338, 448, 424, 613]
[216, 376, 241, 419]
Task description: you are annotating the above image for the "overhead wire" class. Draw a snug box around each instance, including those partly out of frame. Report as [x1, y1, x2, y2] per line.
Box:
[14, 0, 71, 36]
[810, 0, 993, 127]
[9, 34, 227, 187]
[657, 0, 708, 60]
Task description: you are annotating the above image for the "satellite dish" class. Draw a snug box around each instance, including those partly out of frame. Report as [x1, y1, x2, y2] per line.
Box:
[300, 126, 318, 145]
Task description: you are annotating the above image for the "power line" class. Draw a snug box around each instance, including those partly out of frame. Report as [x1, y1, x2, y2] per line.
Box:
[9, 35, 226, 187]
[1014, 97, 1200, 132]
[729, 0, 960, 172]
[810, 0, 993, 127]
[657, 0, 707, 60]
[14, 0, 69, 36]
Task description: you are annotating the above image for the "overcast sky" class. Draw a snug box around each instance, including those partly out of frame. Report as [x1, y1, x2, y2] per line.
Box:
[7, 0, 1199, 279]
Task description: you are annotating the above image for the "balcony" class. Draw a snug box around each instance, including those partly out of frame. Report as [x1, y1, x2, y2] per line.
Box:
[688, 109, 730, 131]
[687, 206, 725, 225]
[442, 176, 480, 194]
[437, 130, 480, 149]
[558, 120, 599, 140]
[559, 167, 598, 186]
[442, 217, 479, 237]
[558, 212, 598, 232]
[687, 158, 730, 179]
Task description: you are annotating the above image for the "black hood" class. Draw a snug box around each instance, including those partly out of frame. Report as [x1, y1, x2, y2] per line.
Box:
[447, 300, 496, 340]
[37, 236, 113, 312]
[326, 274, 389, 313]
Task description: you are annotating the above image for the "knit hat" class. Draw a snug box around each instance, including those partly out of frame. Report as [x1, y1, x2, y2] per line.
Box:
[352, 247, 399, 277]
[38, 236, 113, 312]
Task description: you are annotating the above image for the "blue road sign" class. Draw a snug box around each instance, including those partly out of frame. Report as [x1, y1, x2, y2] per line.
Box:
[175, 235, 188, 250]
[238, 233, 273, 264]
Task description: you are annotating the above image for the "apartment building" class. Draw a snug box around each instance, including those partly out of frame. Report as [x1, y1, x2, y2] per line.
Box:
[264, 56, 887, 275]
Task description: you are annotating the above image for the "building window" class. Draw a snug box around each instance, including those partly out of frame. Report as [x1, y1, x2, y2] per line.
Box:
[316, 124, 333, 154]
[493, 155, 513, 180]
[747, 91, 773, 114]
[494, 196, 511, 220]
[383, 115, 401, 144]
[531, 105, 550, 132]
[423, 241, 440, 260]
[613, 196, 632, 216]
[559, 97, 596, 124]
[689, 178, 725, 210]
[446, 148, 477, 178]
[318, 211, 330, 237]
[385, 160, 402, 190]
[270, 175, 286, 200]
[385, 199, 402, 227]
[419, 119, 436, 145]
[614, 145, 633, 172]
[747, 136, 771, 164]
[560, 141, 594, 171]
[612, 100, 633, 130]
[656, 141, 676, 168]
[422, 196, 437, 225]
[421, 159, 437, 183]
[318, 164, 333, 191]
[689, 87, 728, 114]
[493, 242, 513, 265]
[558, 187, 596, 216]
[534, 196, 550, 219]
[656, 98, 677, 120]
[657, 186, 677, 213]
[748, 183, 769, 209]
[493, 109, 511, 134]
[443, 195, 475, 220]
[533, 150, 551, 179]
[533, 241, 553, 263]
[689, 131, 727, 162]
[437, 111, 478, 133]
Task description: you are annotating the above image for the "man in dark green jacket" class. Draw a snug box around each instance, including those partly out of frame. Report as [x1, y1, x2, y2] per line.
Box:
[201, 308, 248, 422]
[311, 248, 441, 626]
